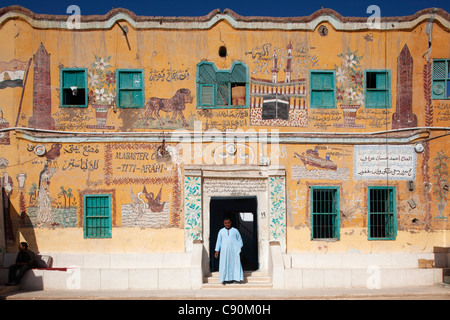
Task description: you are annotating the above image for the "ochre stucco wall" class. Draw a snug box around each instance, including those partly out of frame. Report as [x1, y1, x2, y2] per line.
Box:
[0, 7, 448, 254]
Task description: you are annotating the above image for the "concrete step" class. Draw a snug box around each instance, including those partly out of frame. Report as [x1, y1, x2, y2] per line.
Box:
[202, 271, 272, 289]
[0, 285, 20, 294]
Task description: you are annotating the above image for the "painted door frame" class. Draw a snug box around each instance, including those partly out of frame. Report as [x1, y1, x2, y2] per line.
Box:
[184, 165, 286, 275]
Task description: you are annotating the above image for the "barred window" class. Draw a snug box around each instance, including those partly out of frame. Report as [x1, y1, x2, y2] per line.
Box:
[311, 187, 340, 240]
[368, 187, 396, 240]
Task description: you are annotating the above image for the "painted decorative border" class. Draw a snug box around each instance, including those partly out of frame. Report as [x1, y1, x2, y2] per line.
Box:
[104, 143, 175, 186]
[184, 176, 202, 252]
[269, 176, 286, 245]
[104, 142, 182, 227]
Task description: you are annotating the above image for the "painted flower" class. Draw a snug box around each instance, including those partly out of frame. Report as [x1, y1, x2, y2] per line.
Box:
[94, 58, 111, 71]
[344, 88, 356, 102]
[336, 67, 347, 83]
[336, 88, 345, 102]
[344, 54, 357, 68]
[88, 70, 99, 87]
[105, 92, 116, 105]
[88, 89, 95, 103]
[351, 72, 364, 87]
[94, 88, 106, 102]
[354, 92, 364, 105]
[105, 71, 116, 86]
[185, 177, 200, 195]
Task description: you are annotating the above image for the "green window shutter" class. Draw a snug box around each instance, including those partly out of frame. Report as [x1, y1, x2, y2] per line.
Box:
[117, 70, 144, 108]
[377, 91, 387, 106]
[433, 60, 446, 79]
[376, 73, 387, 90]
[216, 82, 230, 106]
[310, 71, 335, 108]
[61, 69, 87, 107]
[200, 84, 214, 106]
[311, 73, 323, 90]
[322, 91, 334, 108]
[198, 63, 217, 84]
[322, 73, 333, 90]
[84, 194, 111, 239]
[197, 61, 248, 109]
[432, 60, 449, 99]
[311, 91, 322, 107]
[432, 80, 446, 99]
[365, 70, 390, 108]
[230, 63, 247, 83]
[366, 91, 377, 107]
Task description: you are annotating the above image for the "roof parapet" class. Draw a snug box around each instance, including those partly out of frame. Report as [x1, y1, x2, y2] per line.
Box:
[0, 5, 449, 31]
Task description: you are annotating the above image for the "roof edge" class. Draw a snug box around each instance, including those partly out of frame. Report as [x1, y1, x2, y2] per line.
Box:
[0, 5, 449, 30]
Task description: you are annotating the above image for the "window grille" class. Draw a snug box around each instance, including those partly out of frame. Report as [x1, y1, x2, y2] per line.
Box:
[368, 187, 396, 240]
[84, 194, 111, 238]
[311, 187, 340, 240]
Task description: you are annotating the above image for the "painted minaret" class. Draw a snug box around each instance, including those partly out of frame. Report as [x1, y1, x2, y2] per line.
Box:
[271, 53, 279, 84]
[284, 42, 293, 83]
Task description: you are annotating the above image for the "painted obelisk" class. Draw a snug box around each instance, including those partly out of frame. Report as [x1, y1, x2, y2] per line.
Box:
[28, 43, 55, 130]
[392, 44, 417, 129]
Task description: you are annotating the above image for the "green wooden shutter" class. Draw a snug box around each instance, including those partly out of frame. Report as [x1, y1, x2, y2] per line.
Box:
[117, 70, 144, 108]
[84, 195, 111, 238]
[61, 69, 87, 107]
[433, 60, 446, 79]
[432, 60, 449, 99]
[197, 62, 248, 109]
[365, 70, 390, 108]
[322, 73, 333, 90]
[310, 71, 335, 108]
[198, 63, 217, 84]
[376, 72, 386, 89]
[216, 72, 230, 106]
[322, 91, 334, 108]
[200, 84, 214, 106]
[230, 63, 247, 83]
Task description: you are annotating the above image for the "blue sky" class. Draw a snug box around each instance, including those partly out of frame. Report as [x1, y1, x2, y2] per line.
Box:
[1, 0, 449, 17]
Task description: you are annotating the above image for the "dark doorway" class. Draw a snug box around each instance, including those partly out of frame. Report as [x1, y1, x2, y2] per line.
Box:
[209, 196, 258, 272]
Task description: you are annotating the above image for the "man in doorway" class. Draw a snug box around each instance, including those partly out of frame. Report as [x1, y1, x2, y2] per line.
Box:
[214, 217, 243, 284]
[6, 242, 38, 286]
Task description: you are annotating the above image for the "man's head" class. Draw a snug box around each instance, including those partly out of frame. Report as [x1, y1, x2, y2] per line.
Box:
[19, 242, 28, 251]
[223, 218, 232, 229]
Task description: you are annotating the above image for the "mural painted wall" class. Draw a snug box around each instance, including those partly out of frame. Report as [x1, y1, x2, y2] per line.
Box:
[0, 6, 448, 254]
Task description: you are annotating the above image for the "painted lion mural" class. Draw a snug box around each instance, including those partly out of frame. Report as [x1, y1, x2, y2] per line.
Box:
[143, 88, 193, 127]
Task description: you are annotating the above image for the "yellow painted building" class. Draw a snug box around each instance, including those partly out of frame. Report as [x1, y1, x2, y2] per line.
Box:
[0, 5, 449, 289]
